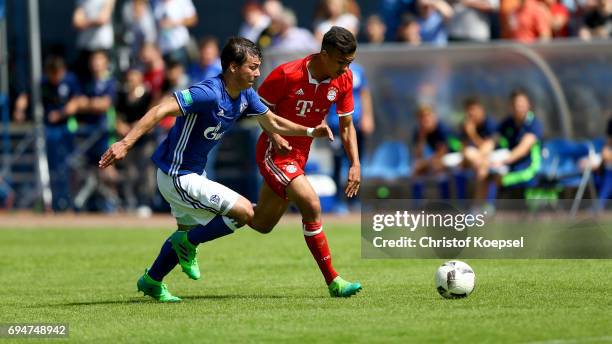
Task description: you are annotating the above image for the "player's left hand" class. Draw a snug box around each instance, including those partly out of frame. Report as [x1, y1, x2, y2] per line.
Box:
[313, 123, 334, 141]
[345, 165, 361, 198]
[98, 141, 129, 168]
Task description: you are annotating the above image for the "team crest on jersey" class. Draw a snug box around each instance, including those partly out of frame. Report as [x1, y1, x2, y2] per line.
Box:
[209, 194, 220, 205]
[285, 164, 298, 174]
[327, 87, 338, 101]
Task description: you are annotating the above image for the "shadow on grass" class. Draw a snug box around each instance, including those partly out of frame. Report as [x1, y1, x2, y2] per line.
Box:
[40, 294, 327, 307]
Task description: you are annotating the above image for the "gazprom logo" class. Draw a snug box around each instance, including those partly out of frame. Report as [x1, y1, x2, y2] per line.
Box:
[181, 89, 193, 106]
[204, 122, 224, 140]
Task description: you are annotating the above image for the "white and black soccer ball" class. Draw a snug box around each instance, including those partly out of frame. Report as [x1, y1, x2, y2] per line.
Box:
[435, 260, 475, 299]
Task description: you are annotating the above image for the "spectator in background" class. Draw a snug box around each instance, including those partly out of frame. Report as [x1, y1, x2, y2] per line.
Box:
[411, 104, 457, 199]
[120, 0, 157, 67]
[258, 8, 319, 52]
[116, 67, 156, 212]
[187, 36, 222, 84]
[487, 89, 543, 198]
[414, 0, 455, 45]
[501, 0, 552, 42]
[448, 0, 499, 42]
[157, 59, 189, 133]
[239, 1, 271, 42]
[364, 14, 387, 43]
[153, 0, 198, 66]
[596, 115, 612, 209]
[74, 50, 118, 212]
[380, 0, 415, 42]
[459, 97, 497, 200]
[579, 0, 612, 40]
[41, 56, 82, 211]
[72, 0, 116, 81]
[313, 0, 360, 41]
[396, 13, 422, 44]
[139, 43, 165, 105]
[541, 0, 570, 38]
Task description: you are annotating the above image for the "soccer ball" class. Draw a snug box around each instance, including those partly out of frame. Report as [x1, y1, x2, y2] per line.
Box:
[435, 260, 476, 299]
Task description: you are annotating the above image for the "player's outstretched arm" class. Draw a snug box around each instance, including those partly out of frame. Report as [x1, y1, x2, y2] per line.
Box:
[257, 110, 334, 141]
[98, 96, 180, 168]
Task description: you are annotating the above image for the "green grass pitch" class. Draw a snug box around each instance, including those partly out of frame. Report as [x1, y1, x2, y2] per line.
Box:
[1, 224, 611, 343]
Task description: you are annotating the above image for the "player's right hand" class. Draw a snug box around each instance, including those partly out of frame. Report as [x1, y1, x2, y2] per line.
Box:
[313, 123, 334, 141]
[98, 141, 129, 168]
[271, 136, 292, 155]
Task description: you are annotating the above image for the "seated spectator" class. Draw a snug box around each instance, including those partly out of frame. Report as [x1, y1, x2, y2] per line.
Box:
[41, 55, 82, 211]
[313, 0, 360, 42]
[487, 89, 543, 198]
[116, 67, 156, 211]
[258, 8, 318, 52]
[139, 43, 165, 105]
[501, 0, 552, 43]
[414, 0, 455, 45]
[74, 50, 119, 211]
[541, 0, 570, 38]
[153, 0, 198, 66]
[120, 0, 157, 66]
[459, 97, 497, 200]
[397, 14, 422, 45]
[72, 0, 116, 81]
[364, 14, 387, 44]
[411, 105, 458, 199]
[448, 0, 499, 42]
[187, 36, 222, 84]
[239, 1, 271, 42]
[579, 0, 612, 40]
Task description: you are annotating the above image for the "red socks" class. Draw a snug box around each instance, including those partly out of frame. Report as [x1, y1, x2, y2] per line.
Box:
[302, 221, 338, 285]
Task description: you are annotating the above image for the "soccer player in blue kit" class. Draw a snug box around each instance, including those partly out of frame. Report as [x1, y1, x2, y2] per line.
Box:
[99, 37, 334, 302]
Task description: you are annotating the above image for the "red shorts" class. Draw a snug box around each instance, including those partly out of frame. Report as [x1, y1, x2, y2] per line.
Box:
[256, 134, 308, 199]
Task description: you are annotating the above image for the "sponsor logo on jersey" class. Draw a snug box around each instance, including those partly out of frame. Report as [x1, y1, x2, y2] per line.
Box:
[204, 122, 224, 140]
[327, 87, 338, 101]
[296, 100, 314, 117]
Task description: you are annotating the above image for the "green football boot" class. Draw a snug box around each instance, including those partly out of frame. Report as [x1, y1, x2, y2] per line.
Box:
[328, 276, 362, 298]
[170, 231, 201, 280]
[136, 269, 181, 302]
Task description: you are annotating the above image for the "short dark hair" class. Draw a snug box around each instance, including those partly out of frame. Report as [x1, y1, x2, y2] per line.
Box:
[510, 88, 530, 101]
[322, 26, 357, 55]
[220, 37, 262, 72]
[463, 96, 482, 109]
[44, 55, 65, 73]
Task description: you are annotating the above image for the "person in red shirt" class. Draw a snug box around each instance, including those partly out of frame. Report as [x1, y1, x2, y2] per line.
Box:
[251, 26, 362, 297]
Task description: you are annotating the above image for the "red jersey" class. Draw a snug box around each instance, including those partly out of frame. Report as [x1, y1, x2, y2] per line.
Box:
[257, 55, 354, 155]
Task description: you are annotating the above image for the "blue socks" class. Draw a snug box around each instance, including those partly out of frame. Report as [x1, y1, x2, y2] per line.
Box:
[147, 238, 178, 282]
[187, 216, 239, 245]
[147, 216, 240, 282]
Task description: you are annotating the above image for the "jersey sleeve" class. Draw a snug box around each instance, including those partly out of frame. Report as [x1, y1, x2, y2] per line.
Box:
[174, 83, 216, 116]
[245, 88, 269, 117]
[257, 67, 286, 107]
[526, 116, 543, 141]
[336, 72, 354, 117]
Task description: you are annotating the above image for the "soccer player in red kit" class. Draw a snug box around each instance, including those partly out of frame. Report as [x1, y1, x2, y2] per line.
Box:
[251, 26, 362, 297]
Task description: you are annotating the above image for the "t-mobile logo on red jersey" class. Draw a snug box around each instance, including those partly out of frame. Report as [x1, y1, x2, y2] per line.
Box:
[296, 100, 314, 117]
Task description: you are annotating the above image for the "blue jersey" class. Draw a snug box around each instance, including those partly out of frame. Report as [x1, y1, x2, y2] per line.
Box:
[80, 76, 117, 126]
[41, 72, 82, 126]
[152, 75, 269, 176]
[498, 112, 543, 169]
[412, 121, 454, 152]
[460, 116, 497, 147]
